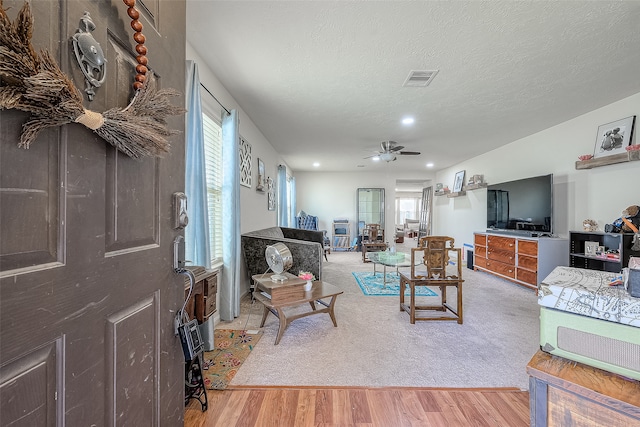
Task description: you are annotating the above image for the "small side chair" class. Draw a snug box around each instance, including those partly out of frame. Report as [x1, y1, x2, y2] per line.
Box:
[399, 236, 464, 324]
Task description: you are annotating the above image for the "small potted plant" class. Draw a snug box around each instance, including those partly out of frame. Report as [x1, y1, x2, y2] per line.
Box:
[298, 271, 315, 291]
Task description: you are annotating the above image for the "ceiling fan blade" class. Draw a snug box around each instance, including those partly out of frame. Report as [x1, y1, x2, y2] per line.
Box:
[380, 140, 400, 152]
[389, 145, 404, 152]
[398, 151, 421, 155]
[363, 153, 381, 159]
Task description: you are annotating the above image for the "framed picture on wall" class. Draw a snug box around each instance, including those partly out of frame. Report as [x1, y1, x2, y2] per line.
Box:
[267, 177, 275, 211]
[453, 170, 465, 192]
[593, 115, 636, 159]
[239, 137, 252, 187]
[256, 158, 265, 192]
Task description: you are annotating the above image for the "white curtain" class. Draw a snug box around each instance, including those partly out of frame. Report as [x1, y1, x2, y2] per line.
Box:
[220, 109, 241, 320]
[289, 176, 296, 227]
[276, 165, 296, 227]
[184, 60, 211, 268]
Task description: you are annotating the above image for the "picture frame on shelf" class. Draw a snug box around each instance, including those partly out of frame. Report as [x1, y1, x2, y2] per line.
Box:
[468, 174, 484, 185]
[584, 241, 599, 256]
[453, 170, 465, 192]
[593, 115, 636, 159]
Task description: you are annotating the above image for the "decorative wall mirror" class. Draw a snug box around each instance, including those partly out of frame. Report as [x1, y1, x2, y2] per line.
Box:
[357, 188, 385, 239]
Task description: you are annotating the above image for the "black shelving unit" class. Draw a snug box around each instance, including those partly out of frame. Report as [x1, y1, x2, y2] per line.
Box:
[569, 231, 640, 273]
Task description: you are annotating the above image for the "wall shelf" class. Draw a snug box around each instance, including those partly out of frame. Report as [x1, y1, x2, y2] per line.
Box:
[447, 191, 466, 198]
[575, 150, 639, 170]
[465, 183, 487, 190]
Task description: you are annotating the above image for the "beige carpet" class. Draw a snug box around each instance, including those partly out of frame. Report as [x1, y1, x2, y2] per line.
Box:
[217, 242, 539, 390]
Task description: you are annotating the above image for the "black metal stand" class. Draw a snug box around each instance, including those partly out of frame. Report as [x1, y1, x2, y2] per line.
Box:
[184, 354, 208, 411]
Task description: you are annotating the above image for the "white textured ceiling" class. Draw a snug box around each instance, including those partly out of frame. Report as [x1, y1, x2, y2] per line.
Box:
[186, 1, 640, 173]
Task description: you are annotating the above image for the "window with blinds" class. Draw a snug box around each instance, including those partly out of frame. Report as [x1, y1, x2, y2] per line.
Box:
[202, 113, 223, 264]
[395, 197, 422, 225]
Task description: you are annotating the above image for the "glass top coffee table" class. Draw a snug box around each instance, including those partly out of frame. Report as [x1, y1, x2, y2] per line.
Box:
[367, 251, 422, 287]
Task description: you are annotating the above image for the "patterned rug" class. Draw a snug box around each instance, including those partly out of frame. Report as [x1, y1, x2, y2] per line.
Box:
[201, 329, 262, 390]
[352, 271, 437, 297]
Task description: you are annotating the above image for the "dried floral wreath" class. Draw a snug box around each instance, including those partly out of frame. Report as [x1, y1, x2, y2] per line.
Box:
[0, 0, 185, 158]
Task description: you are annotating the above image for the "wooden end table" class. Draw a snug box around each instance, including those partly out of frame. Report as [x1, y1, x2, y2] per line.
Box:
[251, 273, 343, 345]
[527, 350, 640, 426]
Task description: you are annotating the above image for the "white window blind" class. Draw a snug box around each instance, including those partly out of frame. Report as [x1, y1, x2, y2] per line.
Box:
[202, 113, 223, 264]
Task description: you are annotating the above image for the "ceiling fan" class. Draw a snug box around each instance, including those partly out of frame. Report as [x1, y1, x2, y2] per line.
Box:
[365, 141, 421, 162]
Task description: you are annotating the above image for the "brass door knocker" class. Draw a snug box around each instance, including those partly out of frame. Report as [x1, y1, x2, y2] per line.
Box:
[72, 11, 106, 101]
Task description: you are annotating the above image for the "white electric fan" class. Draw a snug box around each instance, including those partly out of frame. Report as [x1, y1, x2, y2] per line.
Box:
[265, 242, 293, 282]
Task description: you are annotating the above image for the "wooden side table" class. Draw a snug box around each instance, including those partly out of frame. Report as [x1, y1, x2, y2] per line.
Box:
[527, 350, 640, 426]
[251, 273, 343, 345]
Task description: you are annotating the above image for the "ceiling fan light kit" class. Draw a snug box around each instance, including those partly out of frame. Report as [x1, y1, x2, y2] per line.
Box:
[380, 152, 396, 162]
[366, 140, 421, 162]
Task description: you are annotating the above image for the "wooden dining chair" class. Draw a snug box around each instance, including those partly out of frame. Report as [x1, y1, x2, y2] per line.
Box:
[399, 236, 464, 324]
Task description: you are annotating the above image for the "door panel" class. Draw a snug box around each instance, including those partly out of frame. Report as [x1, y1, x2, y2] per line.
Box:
[0, 340, 62, 426]
[0, 129, 62, 271]
[0, 0, 186, 425]
[105, 156, 160, 253]
[106, 293, 159, 426]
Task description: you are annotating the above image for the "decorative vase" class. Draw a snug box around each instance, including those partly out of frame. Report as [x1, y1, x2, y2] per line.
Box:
[303, 281, 313, 291]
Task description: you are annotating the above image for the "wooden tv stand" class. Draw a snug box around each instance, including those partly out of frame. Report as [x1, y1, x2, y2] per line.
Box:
[473, 232, 568, 289]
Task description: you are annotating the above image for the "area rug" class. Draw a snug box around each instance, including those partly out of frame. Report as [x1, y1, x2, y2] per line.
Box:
[201, 329, 262, 390]
[352, 271, 437, 297]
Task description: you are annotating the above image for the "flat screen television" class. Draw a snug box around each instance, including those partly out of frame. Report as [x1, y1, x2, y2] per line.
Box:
[486, 174, 553, 235]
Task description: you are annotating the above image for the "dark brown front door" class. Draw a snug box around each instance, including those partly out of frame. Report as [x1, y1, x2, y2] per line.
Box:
[1, 1, 186, 425]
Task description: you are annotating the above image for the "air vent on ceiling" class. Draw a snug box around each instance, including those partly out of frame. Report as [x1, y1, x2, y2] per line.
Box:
[403, 70, 439, 87]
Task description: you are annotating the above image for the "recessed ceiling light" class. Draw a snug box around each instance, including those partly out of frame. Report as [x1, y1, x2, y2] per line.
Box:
[402, 117, 414, 125]
[426, 163, 434, 168]
[372, 156, 380, 162]
[313, 162, 320, 167]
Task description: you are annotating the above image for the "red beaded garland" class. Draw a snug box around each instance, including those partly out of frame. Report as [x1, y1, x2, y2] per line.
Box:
[124, 0, 149, 91]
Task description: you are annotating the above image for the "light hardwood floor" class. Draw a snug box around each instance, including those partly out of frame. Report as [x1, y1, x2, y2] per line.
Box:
[185, 386, 530, 426]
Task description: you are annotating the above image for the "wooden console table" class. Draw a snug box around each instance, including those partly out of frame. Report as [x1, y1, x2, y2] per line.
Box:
[184, 266, 218, 323]
[527, 350, 640, 426]
[251, 273, 343, 345]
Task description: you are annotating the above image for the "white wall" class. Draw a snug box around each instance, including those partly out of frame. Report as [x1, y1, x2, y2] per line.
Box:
[187, 43, 293, 294]
[295, 171, 435, 241]
[187, 42, 286, 234]
[188, 41, 637, 299]
[432, 92, 639, 249]
[295, 93, 638, 251]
